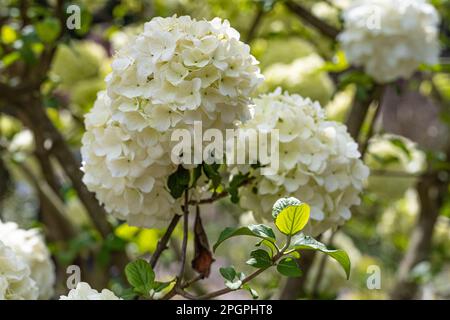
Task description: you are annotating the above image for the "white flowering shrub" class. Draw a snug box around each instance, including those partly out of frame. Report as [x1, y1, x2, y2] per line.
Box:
[338, 0, 440, 83]
[59, 282, 122, 300]
[0, 241, 39, 300]
[0, 220, 55, 299]
[233, 89, 369, 236]
[81, 16, 263, 228]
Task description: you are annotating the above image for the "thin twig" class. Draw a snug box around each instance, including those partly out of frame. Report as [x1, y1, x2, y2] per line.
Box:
[285, 0, 340, 40]
[245, 5, 265, 43]
[188, 176, 253, 206]
[178, 189, 190, 282]
[187, 247, 286, 300]
[149, 214, 182, 268]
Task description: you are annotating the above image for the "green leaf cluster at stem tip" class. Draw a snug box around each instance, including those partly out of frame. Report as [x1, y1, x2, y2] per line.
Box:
[213, 196, 351, 295]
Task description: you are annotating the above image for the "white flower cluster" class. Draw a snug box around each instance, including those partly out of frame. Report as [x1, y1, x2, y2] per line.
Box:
[235, 89, 369, 235]
[59, 282, 122, 300]
[0, 240, 39, 300]
[338, 0, 440, 83]
[0, 220, 55, 299]
[81, 16, 263, 228]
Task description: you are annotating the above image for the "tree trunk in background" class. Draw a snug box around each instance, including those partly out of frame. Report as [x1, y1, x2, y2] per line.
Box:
[19, 98, 113, 238]
[390, 175, 441, 299]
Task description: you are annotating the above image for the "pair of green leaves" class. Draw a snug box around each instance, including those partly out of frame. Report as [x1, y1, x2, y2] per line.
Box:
[125, 259, 170, 298]
[214, 197, 309, 252]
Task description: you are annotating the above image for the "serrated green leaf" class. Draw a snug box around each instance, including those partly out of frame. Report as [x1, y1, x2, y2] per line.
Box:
[246, 249, 272, 268]
[272, 198, 310, 235]
[277, 258, 302, 277]
[125, 259, 155, 296]
[219, 266, 237, 282]
[291, 234, 351, 279]
[213, 224, 276, 252]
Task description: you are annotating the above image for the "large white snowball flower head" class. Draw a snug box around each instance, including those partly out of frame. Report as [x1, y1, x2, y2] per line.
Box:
[59, 282, 122, 300]
[0, 240, 39, 300]
[81, 15, 263, 228]
[234, 89, 369, 236]
[338, 0, 440, 83]
[0, 220, 55, 299]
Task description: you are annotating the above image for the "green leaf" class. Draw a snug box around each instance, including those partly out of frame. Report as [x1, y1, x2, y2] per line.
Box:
[255, 239, 278, 257]
[167, 166, 190, 199]
[272, 197, 310, 235]
[219, 266, 237, 282]
[125, 259, 155, 296]
[227, 173, 248, 204]
[35, 17, 61, 43]
[291, 234, 351, 279]
[246, 249, 272, 268]
[213, 224, 276, 252]
[203, 163, 221, 189]
[277, 258, 302, 277]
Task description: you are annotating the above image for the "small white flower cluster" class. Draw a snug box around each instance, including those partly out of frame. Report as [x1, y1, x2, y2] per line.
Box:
[59, 282, 122, 300]
[81, 16, 263, 228]
[0, 240, 39, 300]
[235, 89, 369, 236]
[338, 0, 440, 83]
[0, 220, 55, 299]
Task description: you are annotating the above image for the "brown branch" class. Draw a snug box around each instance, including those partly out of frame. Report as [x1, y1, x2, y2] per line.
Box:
[17, 98, 113, 237]
[285, 0, 340, 40]
[149, 214, 182, 268]
[178, 190, 190, 282]
[12, 159, 77, 240]
[245, 5, 265, 43]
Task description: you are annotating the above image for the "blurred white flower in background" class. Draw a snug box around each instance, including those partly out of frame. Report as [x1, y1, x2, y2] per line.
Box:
[81, 16, 263, 228]
[8, 129, 35, 154]
[364, 134, 426, 201]
[233, 89, 369, 236]
[59, 282, 122, 300]
[0, 240, 39, 300]
[338, 0, 440, 83]
[0, 220, 55, 299]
